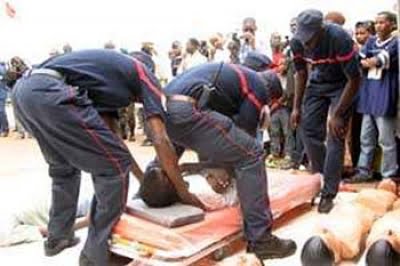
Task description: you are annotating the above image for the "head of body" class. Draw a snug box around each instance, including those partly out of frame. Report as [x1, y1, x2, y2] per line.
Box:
[139, 165, 233, 207]
[186, 38, 201, 55]
[366, 239, 400, 266]
[324, 11, 346, 26]
[355, 21, 375, 46]
[139, 166, 180, 208]
[301, 236, 334, 266]
[242, 17, 257, 43]
[294, 9, 325, 51]
[375, 11, 397, 42]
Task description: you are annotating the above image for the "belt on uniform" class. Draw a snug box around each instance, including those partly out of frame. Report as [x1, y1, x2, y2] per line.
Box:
[167, 94, 197, 104]
[29, 68, 64, 80]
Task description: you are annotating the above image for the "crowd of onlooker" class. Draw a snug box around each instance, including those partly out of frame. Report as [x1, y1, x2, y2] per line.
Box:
[0, 10, 399, 183]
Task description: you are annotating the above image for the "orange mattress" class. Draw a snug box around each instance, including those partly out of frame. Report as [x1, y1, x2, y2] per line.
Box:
[110, 171, 321, 264]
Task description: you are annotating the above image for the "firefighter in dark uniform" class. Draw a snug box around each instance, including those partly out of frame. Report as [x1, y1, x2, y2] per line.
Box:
[12, 49, 202, 266]
[162, 62, 297, 262]
[290, 9, 361, 213]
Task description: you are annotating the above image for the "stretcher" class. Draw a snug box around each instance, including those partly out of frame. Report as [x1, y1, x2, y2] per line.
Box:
[110, 170, 321, 265]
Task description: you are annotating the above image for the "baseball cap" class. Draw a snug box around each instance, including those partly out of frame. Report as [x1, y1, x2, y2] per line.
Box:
[294, 9, 324, 44]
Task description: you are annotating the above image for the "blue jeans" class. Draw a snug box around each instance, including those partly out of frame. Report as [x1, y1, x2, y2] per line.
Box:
[166, 99, 272, 244]
[357, 115, 398, 178]
[0, 89, 9, 133]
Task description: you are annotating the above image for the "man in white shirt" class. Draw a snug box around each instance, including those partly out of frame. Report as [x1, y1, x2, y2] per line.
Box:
[178, 38, 207, 74]
[239, 17, 269, 62]
[209, 33, 231, 63]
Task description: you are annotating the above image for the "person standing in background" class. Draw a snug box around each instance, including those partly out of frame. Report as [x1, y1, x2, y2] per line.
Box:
[0, 62, 9, 137]
[239, 17, 269, 62]
[209, 33, 230, 62]
[346, 20, 376, 169]
[267, 32, 294, 168]
[178, 38, 207, 74]
[281, 17, 307, 170]
[347, 12, 399, 183]
[168, 41, 183, 77]
[5, 57, 30, 139]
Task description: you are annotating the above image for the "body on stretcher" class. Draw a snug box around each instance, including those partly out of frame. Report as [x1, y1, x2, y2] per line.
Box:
[110, 170, 321, 265]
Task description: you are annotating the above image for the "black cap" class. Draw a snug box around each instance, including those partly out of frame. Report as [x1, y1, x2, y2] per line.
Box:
[294, 9, 324, 44]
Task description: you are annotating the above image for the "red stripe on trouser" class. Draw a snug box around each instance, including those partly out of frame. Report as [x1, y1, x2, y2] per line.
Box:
[192, 106, 259, 158]
[66, 87, 128, 210]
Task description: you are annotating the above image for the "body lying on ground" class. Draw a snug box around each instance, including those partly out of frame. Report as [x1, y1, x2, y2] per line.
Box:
[365, 201, 400, 265]
[139, 162, 238, 211]
[301, 179, 398, 266]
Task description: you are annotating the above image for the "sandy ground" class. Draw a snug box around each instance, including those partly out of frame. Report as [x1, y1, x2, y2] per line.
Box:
[0, 106, 369, 265]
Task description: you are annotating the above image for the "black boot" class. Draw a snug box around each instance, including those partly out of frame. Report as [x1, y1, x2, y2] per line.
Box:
[318, 197, 334, 214]
[247, 234, 297, 260]
[44, 235, 80, 256]
[79, 252, 96, 266]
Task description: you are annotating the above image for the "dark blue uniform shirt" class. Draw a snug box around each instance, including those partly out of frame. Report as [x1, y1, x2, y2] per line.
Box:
[164, 63, 269, 136]
[39, 49, 165, 120]
[291, 23, 360, 86]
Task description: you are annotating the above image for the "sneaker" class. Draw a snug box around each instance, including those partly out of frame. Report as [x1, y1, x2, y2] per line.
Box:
[128, 135, 136, 142]
[318, 196, 334, 214]
[345, 172, 374, 184]
[79, 252, 95, 266]
[44, 236, 80, 257]
[247, 234, 297, 260]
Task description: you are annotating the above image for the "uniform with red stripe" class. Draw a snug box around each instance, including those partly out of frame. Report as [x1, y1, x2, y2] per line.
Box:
[40, 49, 166, 120]
[164, 63, 269, 136]
[290, 23, 359, 83]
